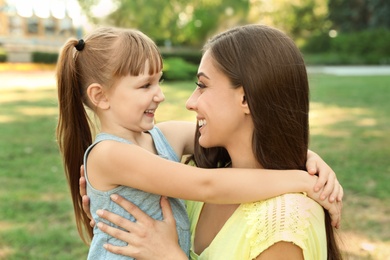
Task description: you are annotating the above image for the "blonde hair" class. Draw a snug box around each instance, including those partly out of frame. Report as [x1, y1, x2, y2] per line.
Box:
[55, 27, 162, 244]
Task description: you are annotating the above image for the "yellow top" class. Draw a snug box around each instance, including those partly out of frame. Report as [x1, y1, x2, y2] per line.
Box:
[186, 193, 327, 260]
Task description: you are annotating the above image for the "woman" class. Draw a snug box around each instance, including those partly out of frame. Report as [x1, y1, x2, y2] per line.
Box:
[81, 24, 343, 259]
[57, 26, 341, 259]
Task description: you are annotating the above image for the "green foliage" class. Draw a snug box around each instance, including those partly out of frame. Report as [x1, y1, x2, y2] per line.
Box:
[303, 28, 390, 64]
[80, 0, 250, 47]
[328, 0, 390, 32]
[0, 53, 6, 62]
[161, 48, 202, 65]
[32, 52, 58, 64]
[0, 48, 6, 62]
[162, 57, 198, 81]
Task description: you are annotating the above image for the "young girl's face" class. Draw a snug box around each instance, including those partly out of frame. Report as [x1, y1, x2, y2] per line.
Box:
[186, 51, 251, 150]
[104, 61, 164, 134]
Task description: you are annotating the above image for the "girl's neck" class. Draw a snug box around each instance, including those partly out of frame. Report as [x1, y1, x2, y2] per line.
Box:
[100, 126, 150, 146]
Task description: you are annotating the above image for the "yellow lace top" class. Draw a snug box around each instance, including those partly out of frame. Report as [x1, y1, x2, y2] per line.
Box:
[186, 193, 327, 260]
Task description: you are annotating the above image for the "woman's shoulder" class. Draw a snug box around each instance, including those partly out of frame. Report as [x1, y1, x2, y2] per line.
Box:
[243, 193, 323, 221]
[242, 193, 326, 259]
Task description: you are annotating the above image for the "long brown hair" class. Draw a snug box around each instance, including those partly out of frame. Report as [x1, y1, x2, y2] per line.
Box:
[188, 24, 341, 259]
[55, 27, 162, 244]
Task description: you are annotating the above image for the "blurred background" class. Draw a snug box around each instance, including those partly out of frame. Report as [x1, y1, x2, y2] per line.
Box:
[0, 0, 389, 259]
[1, 0, 390, 66]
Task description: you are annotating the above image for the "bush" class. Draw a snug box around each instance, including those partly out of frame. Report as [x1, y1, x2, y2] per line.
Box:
[163, 57, 198, 81]
[302, 28, 390, 64]
[0, 48, 6, 62]
[0, 53, 6, 62]
[32, 52, 58, 64]
[161, 49, 202, 65]
[302, 32, 332, 53]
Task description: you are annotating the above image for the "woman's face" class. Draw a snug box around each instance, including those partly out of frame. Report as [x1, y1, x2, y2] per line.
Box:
[186, 50, 251, 149]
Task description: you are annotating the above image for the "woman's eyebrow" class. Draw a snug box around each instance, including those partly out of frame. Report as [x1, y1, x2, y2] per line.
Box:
[197, 72, 210, 79]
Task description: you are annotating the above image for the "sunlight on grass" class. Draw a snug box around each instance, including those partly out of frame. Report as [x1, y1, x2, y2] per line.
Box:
[0, 63, 56, 72]
[0, 246, 14, 260]
[310, 103, 383, 137]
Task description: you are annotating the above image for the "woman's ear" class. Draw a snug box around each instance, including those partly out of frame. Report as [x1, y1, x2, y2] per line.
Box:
[87, 83, 110, 109]
[237, 86, 250, 115]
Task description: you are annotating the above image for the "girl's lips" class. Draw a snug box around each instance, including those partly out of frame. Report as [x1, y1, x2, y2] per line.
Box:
[144, 109, 156, 117]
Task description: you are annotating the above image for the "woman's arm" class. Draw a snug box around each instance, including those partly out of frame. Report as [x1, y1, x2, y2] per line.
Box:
[254, 242, 304, 260]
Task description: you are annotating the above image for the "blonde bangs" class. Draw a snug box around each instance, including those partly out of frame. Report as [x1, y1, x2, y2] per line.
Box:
[111, 30, 163, 78]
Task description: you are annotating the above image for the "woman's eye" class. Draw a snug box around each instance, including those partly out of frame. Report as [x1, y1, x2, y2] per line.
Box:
[141, 84, 151, 89]
[159, 77, 164, 84]
[195, 82, 206, 89]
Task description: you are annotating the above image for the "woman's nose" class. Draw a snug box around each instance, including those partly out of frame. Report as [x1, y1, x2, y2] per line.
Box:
[185, 89, 199, 111]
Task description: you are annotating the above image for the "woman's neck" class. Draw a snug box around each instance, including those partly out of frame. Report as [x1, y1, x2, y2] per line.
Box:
[227, 146, 262, 169]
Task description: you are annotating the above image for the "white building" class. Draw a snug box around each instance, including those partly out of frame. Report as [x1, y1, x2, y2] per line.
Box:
[0, 0, 82, 62]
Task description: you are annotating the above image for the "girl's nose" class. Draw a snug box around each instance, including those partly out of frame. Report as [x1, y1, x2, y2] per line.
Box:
[154, 87, 165, 103]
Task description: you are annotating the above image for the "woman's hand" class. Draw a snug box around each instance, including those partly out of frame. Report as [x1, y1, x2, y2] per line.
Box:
[79, 165, 95, 227]
[306, 150, 344, 202]
[97, 194, 187, 260]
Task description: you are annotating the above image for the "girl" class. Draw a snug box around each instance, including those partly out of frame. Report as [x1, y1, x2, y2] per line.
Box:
[56, 27, 342, 259]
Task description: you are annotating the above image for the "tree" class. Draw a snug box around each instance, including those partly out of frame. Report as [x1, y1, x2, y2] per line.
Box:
[78, 0, 250, 47]
[328, 0, 390, 32]
[249, 0, 329, 40]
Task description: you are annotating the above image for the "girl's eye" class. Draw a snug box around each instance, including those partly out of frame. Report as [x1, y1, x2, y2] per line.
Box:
[195, 82, 206, 89]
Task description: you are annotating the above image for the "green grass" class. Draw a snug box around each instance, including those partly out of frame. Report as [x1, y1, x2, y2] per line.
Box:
[0, 74, 389, 259]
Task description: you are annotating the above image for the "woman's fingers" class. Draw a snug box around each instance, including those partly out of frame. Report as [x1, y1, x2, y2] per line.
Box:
[160, 196, 176, 226]
[97, 208, 137, 232]
[110, 194, 154, 224]
[82, 195, 94, 225]
[79, 165, 86, 196]
[97, 221, 133, 243]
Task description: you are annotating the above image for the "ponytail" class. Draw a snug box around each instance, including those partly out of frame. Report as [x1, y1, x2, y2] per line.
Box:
[56, 27, 164, 245]
[56, 39, 93, 244]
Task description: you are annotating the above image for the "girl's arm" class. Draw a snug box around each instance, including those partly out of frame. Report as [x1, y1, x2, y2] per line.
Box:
[89, 141, 327, 204]
[254, 242, 303, 260]
[157, 122, 342, 202]
[156, 121, 195, 157]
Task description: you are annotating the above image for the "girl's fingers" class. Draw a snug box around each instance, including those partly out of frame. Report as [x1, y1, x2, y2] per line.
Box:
[328, 180, 341, 203]
[319, 172, 335, 200]
[337, 185, 344, 202]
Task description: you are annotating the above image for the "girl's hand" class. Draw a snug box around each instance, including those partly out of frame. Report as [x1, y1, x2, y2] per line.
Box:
[306, 150, 344, 202]
[97, 194, 187, 260]
[305, 175, 342, 229]
[79, 165, 95, 227]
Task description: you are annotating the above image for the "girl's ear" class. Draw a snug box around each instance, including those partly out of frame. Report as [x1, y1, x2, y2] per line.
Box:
[87, 83, 110, 109]
[237, 86, 250, 115]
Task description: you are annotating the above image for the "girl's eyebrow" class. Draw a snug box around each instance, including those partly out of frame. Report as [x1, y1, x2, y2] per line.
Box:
[197, 72, 210, 79]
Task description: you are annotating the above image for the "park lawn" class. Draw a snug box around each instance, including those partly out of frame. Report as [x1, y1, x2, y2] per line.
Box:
[0, 75, 389, 259]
